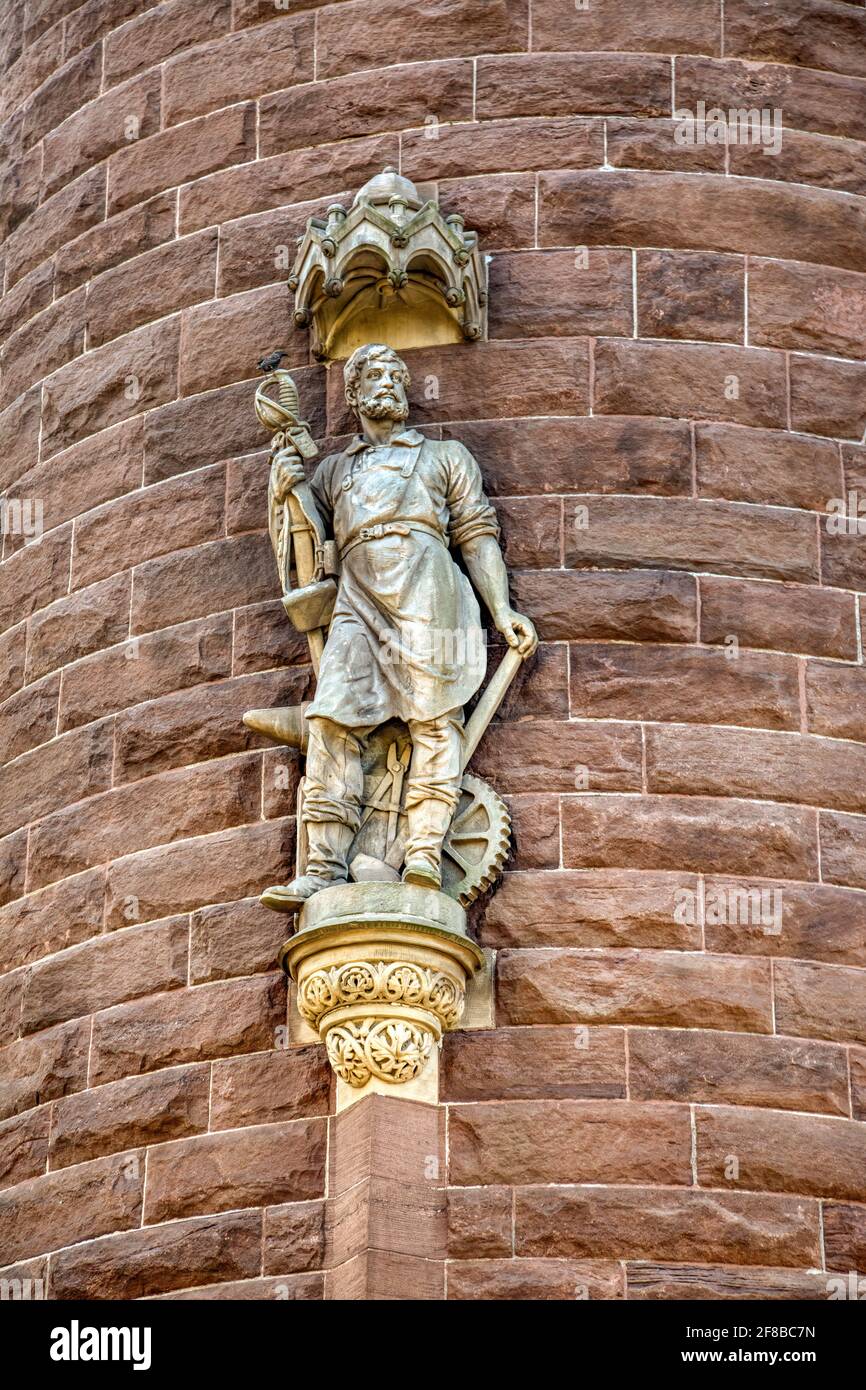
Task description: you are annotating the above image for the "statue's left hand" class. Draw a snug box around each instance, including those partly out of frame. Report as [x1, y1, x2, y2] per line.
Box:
[496, 609, 538, 659]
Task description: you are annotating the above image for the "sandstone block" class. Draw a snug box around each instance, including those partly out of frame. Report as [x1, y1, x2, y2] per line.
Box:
[442, 1026, 626, 1103]
[730, 126, 866, 197]
[130, 533, 274, 636]
[565, 494, 817, 583]
[703, 877, 866, 968]
[470, 718, 642, 796]
[676, 53, 866, 144]
[506, 795, 560, 870]
[0, 525, 71, 636]
[143, 1118, 326, 1223]
[497, 948, 772, 1032]
[820, 811, 866, 890]
[531, 0, 720, 54]
[0, 673, 59, 763]
[179, 133, 398, 236]
[20, 917, 189, 1034]
[627, 1263, 835, 1301]
[0, 1018, 90, 1121]
[86, 229, 217, 349]
[5, 165, 106, 289]
[515, 1185, 819, 1266]
[606, 117, 723, 173]
[59, 612, 233, 733]
[823, 1202, 866, 1274]
[189, 896, 291, 986]
[699, 575, 857, 661]
[103, 819, 295, 931]
[41, 318, 180, 458]
[49, 1064, 210, 1169]
[42, 69, 161, 200]
[209, 1046, 331, 1130]
[20, 42, 101, 150]
[774, 958, 866, 1047]
[108, 103, 256, 215]
[56, 193, 177, 297]
[163, 14, 314, 125]
[749, 259, 866, 360]
[447, 416, 692, 498]
[180, 283, 295, 397]
[0, 867, 105, 976]
[449, 1100, 691, 1186]
[316, 0, 529, 80]
[477, 869, 701, 950]
[488, 248, 632, 340]
[0, 1106, 49, 1191]
[646, 723, 866, 815]
[695, 422, 841, 510]
[14, 418, 144, 546]
[561, 793, 818, 879]
[104, 0, 233, 88]
[538, 170, 866, 274]
[263, 1200, 325, 1274]
[725, 0, 866, 79]
[26, 573, 131, 684]
[28, 754, 262, 891]
[695, 1104, 866, 1201]
[89, 973, 287, 1085]
[629, 1027, 849, 1116]
[595, 338, 786, 430]
[0, 1149, 143, 1264]
[50, 1210, 261, 1300]
[569, 642, 799, 730]
[405, 115, 603, 182]
[446, 1186, 512, 1259]
[476, 51, 671, 119]
[113, 668, 310, 784]
[790, 353, 866, 439]
[448, 1258, 623, 1300]
[260, 60, 473, 158]
[436, 172, 536, 250]
[0, 720, 113, 841]
[637, 250, 744, 342]
[0, 285, 86, 409]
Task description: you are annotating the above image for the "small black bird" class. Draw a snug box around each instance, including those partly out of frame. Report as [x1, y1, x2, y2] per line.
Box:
[257, 349, 289, 373]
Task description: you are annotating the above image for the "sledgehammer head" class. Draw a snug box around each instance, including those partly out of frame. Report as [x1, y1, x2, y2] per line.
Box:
[243, 703, 309, 752]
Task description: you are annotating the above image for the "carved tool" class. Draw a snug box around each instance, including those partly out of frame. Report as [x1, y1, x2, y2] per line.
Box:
[378, 644, 523, 874]
[253, 364, 335, 675]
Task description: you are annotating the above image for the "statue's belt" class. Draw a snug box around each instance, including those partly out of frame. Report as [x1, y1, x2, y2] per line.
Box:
[339, 520, 446, 561]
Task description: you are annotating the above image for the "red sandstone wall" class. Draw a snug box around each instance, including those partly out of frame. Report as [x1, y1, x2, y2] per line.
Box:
[1, 0, 865, 1300]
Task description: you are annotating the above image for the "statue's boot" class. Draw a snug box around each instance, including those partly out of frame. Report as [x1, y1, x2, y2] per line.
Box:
[261, 820, 354, 911]
[401, 798, 455, 891]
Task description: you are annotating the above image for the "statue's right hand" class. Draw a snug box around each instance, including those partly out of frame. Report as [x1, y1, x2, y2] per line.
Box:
[270, 446, 307, 503]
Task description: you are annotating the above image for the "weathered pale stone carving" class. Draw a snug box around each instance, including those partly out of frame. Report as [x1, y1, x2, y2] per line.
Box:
[246, 196, 533, 1094]
[282, 882, 483, 1088]
[288, 168, 488, 360]
[249, 344, 535, 908]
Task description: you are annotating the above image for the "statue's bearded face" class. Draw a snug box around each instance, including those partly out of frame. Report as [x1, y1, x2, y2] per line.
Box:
[356, 353, 410, 421]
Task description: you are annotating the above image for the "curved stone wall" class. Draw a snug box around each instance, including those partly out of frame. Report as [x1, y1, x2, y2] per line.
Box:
[0, 0, 864, 1299]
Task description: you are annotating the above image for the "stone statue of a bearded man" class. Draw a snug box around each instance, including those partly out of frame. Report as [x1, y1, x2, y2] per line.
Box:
[268, 343, 536, 905]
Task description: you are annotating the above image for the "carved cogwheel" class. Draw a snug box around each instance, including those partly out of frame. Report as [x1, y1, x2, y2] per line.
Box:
[441, 774, 511, 908]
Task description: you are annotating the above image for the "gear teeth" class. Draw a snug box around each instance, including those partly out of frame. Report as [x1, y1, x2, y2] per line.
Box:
[443, 773, 512, 908]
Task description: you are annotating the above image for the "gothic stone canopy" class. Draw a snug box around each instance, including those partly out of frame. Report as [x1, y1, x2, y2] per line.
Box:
[288, 167, 488, 361]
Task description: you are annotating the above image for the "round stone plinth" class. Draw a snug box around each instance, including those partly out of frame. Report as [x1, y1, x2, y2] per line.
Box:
[280, 882, 485, 1088]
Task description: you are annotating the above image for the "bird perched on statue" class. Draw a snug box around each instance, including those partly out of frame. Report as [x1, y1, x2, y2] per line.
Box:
[257, 349, 289, 373]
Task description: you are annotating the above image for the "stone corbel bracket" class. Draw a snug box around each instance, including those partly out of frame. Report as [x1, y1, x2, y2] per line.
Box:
[288, 167, 488, 361]
[280, 882, 484, 1098]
